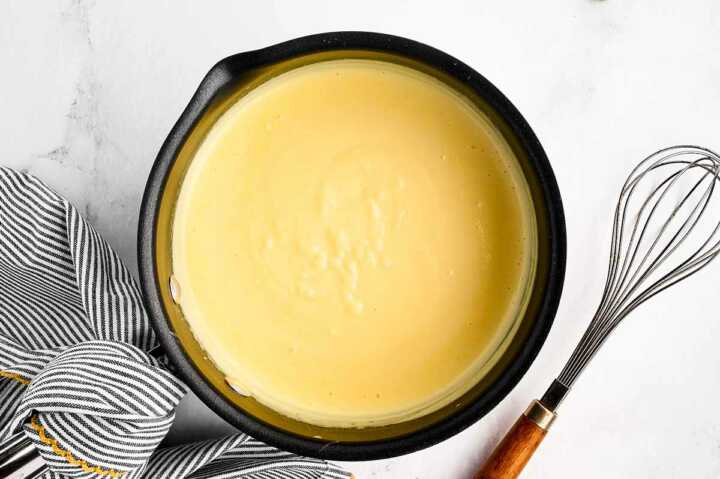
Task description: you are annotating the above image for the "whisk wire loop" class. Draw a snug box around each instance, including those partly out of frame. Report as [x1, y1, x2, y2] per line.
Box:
[557, 146, 720, 388]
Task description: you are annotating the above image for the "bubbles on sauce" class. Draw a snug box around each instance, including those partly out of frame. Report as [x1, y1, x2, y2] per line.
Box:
[267, 179, 405, 316]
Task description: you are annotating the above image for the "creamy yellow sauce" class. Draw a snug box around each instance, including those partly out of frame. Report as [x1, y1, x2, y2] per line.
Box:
[172, 59, 535, 427]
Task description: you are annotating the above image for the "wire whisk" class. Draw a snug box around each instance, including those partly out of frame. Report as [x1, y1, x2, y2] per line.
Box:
[557, 145, 720, 390]
[476, 145, 720, 479]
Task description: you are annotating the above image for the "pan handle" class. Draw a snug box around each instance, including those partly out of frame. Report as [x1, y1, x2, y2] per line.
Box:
[0, 432, 45, 479]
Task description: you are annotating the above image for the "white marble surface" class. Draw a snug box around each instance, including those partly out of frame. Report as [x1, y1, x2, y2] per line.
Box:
[2, 1, 720, 477]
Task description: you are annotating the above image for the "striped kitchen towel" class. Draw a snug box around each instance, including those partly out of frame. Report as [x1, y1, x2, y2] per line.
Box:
[0, 167, 350, 479]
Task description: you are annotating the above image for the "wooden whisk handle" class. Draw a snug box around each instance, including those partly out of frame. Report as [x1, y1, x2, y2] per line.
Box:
[475, 400, 556, 479]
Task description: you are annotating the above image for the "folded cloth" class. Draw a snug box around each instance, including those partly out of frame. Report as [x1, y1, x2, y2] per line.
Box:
[0, 167, 351, 479]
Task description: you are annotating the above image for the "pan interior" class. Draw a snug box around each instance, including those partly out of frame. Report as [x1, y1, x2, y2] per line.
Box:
[153, 49, 553, 443]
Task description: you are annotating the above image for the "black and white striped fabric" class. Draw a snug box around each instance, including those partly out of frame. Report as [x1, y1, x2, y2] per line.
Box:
[0, 167, 351, 479]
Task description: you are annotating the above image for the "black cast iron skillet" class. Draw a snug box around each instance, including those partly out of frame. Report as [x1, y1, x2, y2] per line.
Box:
[137, 31, 566, 461]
